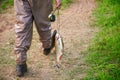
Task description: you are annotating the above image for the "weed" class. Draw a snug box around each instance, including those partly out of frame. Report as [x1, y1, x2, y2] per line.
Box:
[85, 0, 120, 80]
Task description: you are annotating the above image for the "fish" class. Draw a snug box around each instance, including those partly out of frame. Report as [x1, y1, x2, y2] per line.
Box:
[53, 30, 64, 68]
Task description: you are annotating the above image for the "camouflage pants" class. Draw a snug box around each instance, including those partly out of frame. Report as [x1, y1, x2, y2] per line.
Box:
[14, 0, 53, 64]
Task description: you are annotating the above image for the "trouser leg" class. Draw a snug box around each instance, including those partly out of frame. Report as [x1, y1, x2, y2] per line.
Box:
[14, 0, 33, 64]
[29, 0, 53, 48]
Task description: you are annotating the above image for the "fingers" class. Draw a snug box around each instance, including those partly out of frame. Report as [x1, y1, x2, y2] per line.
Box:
[56, 4, 61, 9]
[56, 0, 62, 9]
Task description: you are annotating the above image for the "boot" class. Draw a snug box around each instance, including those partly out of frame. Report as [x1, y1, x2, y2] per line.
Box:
[23, 63, 27, 72]
[43, 30, 57, 55]
[43, 48, 51, 55]
[16, 63, 27, 77]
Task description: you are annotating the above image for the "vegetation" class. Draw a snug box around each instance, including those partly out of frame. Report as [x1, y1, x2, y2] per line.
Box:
[62, 0, 73, 8]
[0, 0, 13, 13]
[85, 0, 120, 80]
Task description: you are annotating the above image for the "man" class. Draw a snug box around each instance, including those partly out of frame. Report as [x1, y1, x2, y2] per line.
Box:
[14, 0, 62, 77]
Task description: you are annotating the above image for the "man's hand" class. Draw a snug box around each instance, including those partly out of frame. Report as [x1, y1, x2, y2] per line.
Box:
[56, 0, 62, 9]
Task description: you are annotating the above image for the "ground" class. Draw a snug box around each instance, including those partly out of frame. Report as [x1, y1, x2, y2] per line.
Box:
[0, 0, 98, 80]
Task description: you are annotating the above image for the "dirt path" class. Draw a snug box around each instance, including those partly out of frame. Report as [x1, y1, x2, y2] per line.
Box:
[0, 0, 98, 80]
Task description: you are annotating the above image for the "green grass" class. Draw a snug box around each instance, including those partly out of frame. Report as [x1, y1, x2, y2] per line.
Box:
[62, 0, 73, 8]
[84, 0, 120, 80]
[0, 0, 13, 13]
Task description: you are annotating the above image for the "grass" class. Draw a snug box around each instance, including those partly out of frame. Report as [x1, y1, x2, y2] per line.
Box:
[84, 0, 120, 80]
[0, 32, 15, 65]
[0, 31, 15, 79]
[0, 0, 13, 13]
[62, 0, 73, 8]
